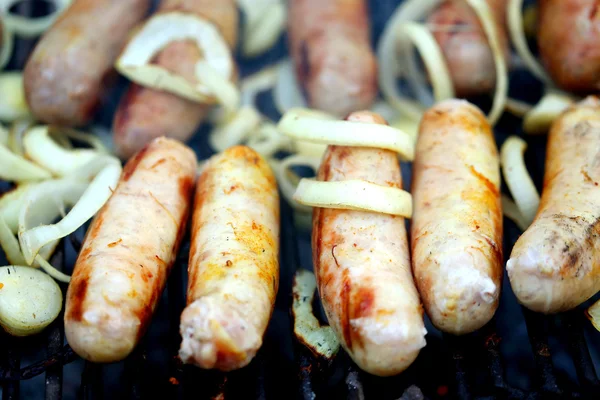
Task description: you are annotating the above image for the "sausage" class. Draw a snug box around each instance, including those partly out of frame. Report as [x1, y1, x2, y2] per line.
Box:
[288, 0, 377, 117]
[507, 96, 600, 313]
[23, 0, 150, 126]
[538, 0, 600, 92]
[427, 0, 509, 97]
[179, 146, 279, 371]
[312, 111, 426, 376]
[64, 137, 196, 362]
[113, 0, 238, 160]
[410, 99, 503, 335]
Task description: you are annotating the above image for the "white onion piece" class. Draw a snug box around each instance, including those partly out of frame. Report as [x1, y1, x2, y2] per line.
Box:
[505, 97, 533, 117]
[0, 266, 62, 336]
[194, 60, 240, 112]
[50, 126, 109, 154]
[0, 123, 7, 146]
[465, 0, 508, 125]
[293, 141, 328, 158]
[376, 0, 442, 113]
[18, 157, 122, 264]
[0, 0, 72, 38]
[0, 73, 30, 121]
[8, 119, 33, 155]
[292, 269, 340, 359]
[116, 12, 233, 103]
[294, 179, 413, 217]
[241, 63, 280, 106]
[523, 92, 574, 135]
[23, 126, 98, 176]
[246, 122, 292, 158]
[501, 194, 529, 231]
[390, 116, 420, 144]
[0, 142, 52, 182]
[587, 300, 600, 332]
[278, 108, 414, 160]
[274, 155, 321, 213]
[273, 59, 307, 115]
[0, 184, 34, 233]
[208, 106, 262, 152]
[396, 22, 455, 105]
[0, 217, 25, 265]
[507, 0, 551, 84]
[0, 19, 14, 70]
[239, 0, 286, 58]
[500, 136, 539, 227]
[33, 256, 70, 283]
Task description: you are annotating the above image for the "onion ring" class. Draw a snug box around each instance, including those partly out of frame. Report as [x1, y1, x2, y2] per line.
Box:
[0, 0, 72, 38]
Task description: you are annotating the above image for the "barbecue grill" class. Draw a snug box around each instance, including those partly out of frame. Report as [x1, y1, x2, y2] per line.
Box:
[1, 1, 599, 399]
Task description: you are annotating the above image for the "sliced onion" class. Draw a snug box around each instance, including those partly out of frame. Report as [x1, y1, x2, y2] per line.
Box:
[0, 0, 72, 38]
[278, 108, 414, 160]
[508, 0, 550, 84]
[0, 18, 14, 70]
[500, 136, 540, 227]
[116, 12, 234, 104]
[194, 60, 240, 112]
[273, 59, 307, 115]
[390, 116, 421, 144]
[0, 123, 7, 146]
[49, 126, 109, 153]
[208, 106, 262, 152]
[586, 299, 600, 332]
[396, 22, 455, 105]
[18, 156, 122, 264]
[465, 0, 508, 125]
[293, 141, 328, 158]
[0, 73, 30, 121]
[501, 194, 529, 231]
[33, 256, 70, 283]
[0, 142, 52, 182]
[241, 63, 280, 106]
[0, 184, 34, 233]
[275, 155, 321, 213]
[376, 0, 442, 113]
[0, 217, 25, 265]
[523, 92, 575, 135]
[505, 97, 533, 117]
[8, 118, 34, 155]
[292, 269, 340, 359]
[0, 265, 62, 336]
[294, 179, 413, 217]
[23, 126, 98, 176]
[246, 122, 293, 158]
[239, 0, 286, 58]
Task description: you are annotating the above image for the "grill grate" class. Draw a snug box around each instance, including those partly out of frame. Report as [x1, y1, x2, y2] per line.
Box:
[1, 0, 600, 399]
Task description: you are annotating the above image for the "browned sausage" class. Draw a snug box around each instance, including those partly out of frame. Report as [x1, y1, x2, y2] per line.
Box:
[64, 137, 196, 362]
[538, 0, 600, 92]
[312, 111, 426, 376]
[427, 0, 509, 97]
[288, 0, 378, 116]
[23, 0, 150, 126]
[113, 0, 238, 160]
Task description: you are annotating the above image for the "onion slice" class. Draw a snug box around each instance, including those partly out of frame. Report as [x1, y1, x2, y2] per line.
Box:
[292, 269, 340, 359]
[239, 0, 286, 58]
[246, 122, 292, 158]
[522, 92, 574, 135]
[194, 60, 240, 112]
[0, 0, 72, 38]
[18, 156, 122, 264]
[586, 299, 600, 332]
[0, 18, 14, 70]
[501, 194, 529, 231]
[0, 142, 52, 182]
[23, 126, 98, 176]
[505, 97, 533, 117]
[396, 22, 455, 104]
[294, 179, 413, 217]
[275, 155, 321, 213]
[8, 118, 33, 155]
[116, 12, 234, 104]
[0, 123, 7, 146]
[208, 106, 262, 152]
[507, 0, 551, 84]
[241, 63, 280, 106]
[278, 108, 414, 161]
[273, 59, 307, 115]
[0, 73, 30, 121]
[0, 184, 34, 233]
[465, 0, 508, 125]
[500, 136, 540, 227]
[49, 126, 109, 153]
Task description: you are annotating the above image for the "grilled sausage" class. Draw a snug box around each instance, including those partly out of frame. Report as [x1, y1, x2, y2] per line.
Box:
[288, 0, 377, 116]
[427, 0, 509, 97]
[538, 0, 600, 92]
[23, 0, 150, 126]
[507, 96, 600, 313]
[179, 146, 279, 371]
[65, 137, 196, 362]
[113, 0, 238, 160]
[411, 99, 503, 335]
[312, 111, 426, 376]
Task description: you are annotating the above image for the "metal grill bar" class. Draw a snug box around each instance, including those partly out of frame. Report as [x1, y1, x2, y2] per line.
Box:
[123, 345, 146, 400]
[562, 311, 600, 398]
[44, 323, 63, 400]
[345, 365, 365, 400]
[78, 362, 102, 400]
[445, 335, 472, 400]
[1, 336, 20, 400]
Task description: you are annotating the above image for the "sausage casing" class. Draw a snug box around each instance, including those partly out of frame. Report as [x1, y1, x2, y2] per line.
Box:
[179, 146, 279, 371]
[428, 0, 509, 97]
[507, 96, 600, 313]
[411, 99, 503, 335]
[538, 0, 600, 92]
[113, 0, 238, 159]
[312, 111, 426, 377]
[65, 137, 196, 362]
[24, 0, 150, 126]
[288, 0, 377, 116]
